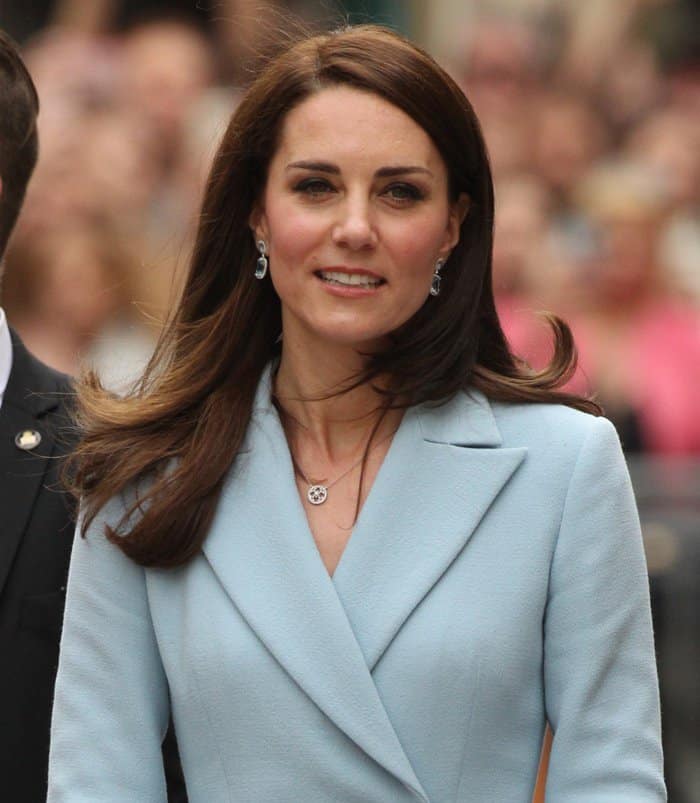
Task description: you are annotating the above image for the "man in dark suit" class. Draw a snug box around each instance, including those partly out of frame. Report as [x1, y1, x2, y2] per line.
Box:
[0, 29, 77, 803]
[0, 30, 187, 802]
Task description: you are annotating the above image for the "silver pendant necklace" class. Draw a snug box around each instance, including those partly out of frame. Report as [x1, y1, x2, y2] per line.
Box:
[293, 430, 396, 506]
[297, 457, 365, 506]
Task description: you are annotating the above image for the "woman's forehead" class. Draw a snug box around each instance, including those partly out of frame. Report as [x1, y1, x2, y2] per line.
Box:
[270, 86, 445, 177]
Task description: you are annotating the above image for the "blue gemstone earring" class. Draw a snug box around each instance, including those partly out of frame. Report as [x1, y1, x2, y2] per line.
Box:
[430, 258, 444, 297]
[255, 240, 268, 280]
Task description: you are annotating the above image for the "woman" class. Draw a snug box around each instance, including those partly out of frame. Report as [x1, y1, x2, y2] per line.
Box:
[48, 25, 665, 802]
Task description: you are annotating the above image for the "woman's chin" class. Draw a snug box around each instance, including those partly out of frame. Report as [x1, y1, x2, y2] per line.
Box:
[299, 324, 390, 354]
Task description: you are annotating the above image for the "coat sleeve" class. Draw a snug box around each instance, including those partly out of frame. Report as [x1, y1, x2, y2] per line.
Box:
[543, 416, 666, 801]
[47, 497, 170, 802]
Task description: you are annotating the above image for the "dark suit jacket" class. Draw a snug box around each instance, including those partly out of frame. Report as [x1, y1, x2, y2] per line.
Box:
[0, 332, 75, 803]
[0, 333, 188, 802]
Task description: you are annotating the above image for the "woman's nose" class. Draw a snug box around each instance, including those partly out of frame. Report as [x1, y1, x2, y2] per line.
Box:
[331, 197, 378, 251]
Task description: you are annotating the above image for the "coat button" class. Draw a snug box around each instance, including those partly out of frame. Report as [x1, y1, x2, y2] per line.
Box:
[15, 429, 42, 450]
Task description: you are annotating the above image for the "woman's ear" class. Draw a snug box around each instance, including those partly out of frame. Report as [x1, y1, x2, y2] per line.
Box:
[248, 203, 268, 243]
[444, 192, 470, 251]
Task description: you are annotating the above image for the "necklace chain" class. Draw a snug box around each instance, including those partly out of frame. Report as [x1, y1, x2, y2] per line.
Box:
[270, 385, 396, 506]
[292, 429, 396, 506]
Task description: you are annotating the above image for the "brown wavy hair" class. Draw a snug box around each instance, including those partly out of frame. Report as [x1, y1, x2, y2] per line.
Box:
[67, 24, 600, 567]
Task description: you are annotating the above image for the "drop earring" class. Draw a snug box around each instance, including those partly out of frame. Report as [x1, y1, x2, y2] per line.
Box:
[255, 240, 268, 280]
[430, 258, 444, 297]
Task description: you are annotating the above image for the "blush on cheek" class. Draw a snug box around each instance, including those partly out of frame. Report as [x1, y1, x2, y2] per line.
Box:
[394, 224, 447, 277]
[266, 205, 324, 266]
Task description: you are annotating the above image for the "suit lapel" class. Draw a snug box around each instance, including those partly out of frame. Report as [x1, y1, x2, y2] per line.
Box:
[0, 334, 64, 594]
[332, 391, 527, 670]
[202, 369, 429, 802]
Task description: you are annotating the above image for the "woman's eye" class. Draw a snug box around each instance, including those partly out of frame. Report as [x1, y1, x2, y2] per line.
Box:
[384, 183, 424, 203]
[294, 178, 335, 196]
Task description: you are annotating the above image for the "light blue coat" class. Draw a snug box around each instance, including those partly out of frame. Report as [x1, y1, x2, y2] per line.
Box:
[48, 369, 665, 802]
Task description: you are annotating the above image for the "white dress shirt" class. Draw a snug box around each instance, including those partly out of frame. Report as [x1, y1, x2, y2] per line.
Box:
[0, 307, 12, 411]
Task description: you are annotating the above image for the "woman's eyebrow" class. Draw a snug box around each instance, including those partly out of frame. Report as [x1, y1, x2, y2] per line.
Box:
[375, 165, 433, 178]
[286, 160, 433, 178]
[286, 160, 339, 173]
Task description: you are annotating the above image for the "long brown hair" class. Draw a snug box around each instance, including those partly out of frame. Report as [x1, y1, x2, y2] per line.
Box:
[68, 25, 600, 567]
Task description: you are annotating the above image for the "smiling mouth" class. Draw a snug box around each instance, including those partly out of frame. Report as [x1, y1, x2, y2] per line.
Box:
[315, 270, 386, 289]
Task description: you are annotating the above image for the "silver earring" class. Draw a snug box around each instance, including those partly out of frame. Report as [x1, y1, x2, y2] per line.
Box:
[430, 258, 444, 297]
[255, 240, 268, 280]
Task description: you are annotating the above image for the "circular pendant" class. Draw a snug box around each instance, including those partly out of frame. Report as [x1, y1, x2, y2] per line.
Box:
[307, 484, 328, 505]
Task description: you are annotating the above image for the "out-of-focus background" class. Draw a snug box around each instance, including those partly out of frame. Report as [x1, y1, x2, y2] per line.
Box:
[0, 0, 697, 798]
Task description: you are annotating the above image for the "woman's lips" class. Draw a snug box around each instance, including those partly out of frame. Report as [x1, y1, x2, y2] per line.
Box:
[314, 268, 386, 296]
[316, 269, 384, 288]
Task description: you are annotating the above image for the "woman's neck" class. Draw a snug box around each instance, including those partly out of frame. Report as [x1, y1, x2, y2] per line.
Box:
[273, 336, 401, 463]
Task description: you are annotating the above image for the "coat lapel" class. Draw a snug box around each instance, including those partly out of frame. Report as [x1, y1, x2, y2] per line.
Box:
[201, 368, 430, 802]
[332, 391, 527, 670]
[0, 334, 65, 594]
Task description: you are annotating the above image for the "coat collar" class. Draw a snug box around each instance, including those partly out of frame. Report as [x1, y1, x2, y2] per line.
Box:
[246, 363, 503, 448]
[202, 366, 526, 800]
[414, 388, 502, 448]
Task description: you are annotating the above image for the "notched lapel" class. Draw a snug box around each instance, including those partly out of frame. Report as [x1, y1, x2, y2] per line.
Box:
[201, 372, 429, 802]
[0, 402, 59, 593]
[333, 391, 527, 671]
[0, 335, 65, 594]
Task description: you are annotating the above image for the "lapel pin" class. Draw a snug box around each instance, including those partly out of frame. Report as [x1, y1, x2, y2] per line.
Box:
[15, 429, 42, 451]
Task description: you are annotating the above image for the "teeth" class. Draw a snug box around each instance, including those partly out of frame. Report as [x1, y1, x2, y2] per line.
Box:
[319, 271, 382, 288]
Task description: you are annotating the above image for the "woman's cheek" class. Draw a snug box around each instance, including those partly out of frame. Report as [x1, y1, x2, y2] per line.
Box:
[269, 207, 325, 264]
[390, 221, 446, 276]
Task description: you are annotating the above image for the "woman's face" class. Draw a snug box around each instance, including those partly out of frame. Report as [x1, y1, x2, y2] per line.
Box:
[251, 86, 467, 351]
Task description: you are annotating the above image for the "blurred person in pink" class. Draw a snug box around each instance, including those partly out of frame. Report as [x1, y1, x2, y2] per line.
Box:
[624, 107, 700, 302]
[568, 161, 700, 454]
[492, 172, 573, 371]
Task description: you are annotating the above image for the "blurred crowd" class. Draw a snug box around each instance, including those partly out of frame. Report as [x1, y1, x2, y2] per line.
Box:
[446, 0, 700, 455]
[1, 0, 699, 452]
